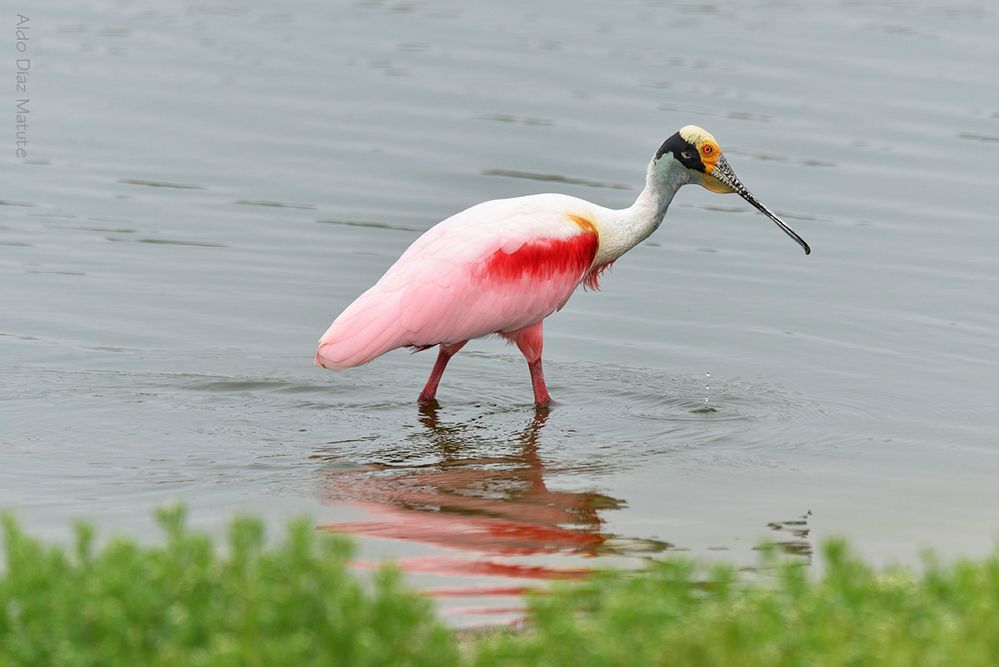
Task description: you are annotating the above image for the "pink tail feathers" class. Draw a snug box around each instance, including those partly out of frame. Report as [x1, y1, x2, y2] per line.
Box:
[315, 289, 407, 370]
[314, 341, 352, 371]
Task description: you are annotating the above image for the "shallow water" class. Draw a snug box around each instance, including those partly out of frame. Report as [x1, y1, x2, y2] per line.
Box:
[4, 0, 999, 625]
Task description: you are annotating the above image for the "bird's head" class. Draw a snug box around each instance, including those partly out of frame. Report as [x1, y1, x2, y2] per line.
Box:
[654, 125, 810, 255]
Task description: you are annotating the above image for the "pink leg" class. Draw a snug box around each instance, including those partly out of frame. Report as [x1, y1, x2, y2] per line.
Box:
[417, 341, 467, 404]
[509, 321, 551, 407]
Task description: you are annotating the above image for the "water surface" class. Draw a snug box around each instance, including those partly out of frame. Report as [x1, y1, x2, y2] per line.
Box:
[4, 0, 999, 625]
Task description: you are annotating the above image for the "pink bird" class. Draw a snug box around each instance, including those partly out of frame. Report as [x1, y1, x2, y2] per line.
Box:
[316, 126, 810, 407]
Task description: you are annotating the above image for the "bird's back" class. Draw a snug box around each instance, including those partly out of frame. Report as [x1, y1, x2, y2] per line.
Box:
[316, 194, 602, 370]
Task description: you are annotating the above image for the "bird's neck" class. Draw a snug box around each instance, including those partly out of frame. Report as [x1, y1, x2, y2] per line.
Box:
[594, 157, 689, 265]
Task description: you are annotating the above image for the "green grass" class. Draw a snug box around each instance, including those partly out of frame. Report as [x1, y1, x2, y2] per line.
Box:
[3, 511, 999, 666]
[474, 543, 999, 666]
[0, 508, 456, 667]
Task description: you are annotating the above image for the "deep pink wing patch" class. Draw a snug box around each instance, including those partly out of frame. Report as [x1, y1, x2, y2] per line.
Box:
[474, 234, 598, 286]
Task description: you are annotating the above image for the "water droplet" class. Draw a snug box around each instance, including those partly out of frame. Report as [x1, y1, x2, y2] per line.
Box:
[692, 372, 718, 413]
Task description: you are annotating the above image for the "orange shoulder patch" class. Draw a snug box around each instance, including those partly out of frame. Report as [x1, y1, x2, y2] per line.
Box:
[567, 213, 598, 238]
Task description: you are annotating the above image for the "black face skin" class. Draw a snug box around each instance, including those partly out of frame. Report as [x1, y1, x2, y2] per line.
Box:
[655, 133, 705, 172]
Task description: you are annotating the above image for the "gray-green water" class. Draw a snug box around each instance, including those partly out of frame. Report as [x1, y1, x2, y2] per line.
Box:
[4, 0, 999, 625]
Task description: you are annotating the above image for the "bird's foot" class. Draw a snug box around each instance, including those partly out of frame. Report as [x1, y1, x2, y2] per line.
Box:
[533, 393, 552, 408]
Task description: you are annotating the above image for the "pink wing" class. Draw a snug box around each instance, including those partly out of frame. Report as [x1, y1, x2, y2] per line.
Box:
[316, 195, 599, 370]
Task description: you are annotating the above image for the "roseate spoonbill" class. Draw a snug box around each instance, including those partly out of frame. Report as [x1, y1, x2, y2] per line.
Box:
[316, 125, 810, 407]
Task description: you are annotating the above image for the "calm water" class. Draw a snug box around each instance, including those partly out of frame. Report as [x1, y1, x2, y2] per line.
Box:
[4, 0, 999, 625]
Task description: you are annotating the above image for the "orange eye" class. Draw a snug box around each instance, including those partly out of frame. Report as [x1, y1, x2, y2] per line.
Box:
[702, 144, 714, 155]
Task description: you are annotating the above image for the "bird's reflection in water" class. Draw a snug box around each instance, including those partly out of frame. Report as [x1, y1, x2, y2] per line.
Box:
[319, 405, 668, 587]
